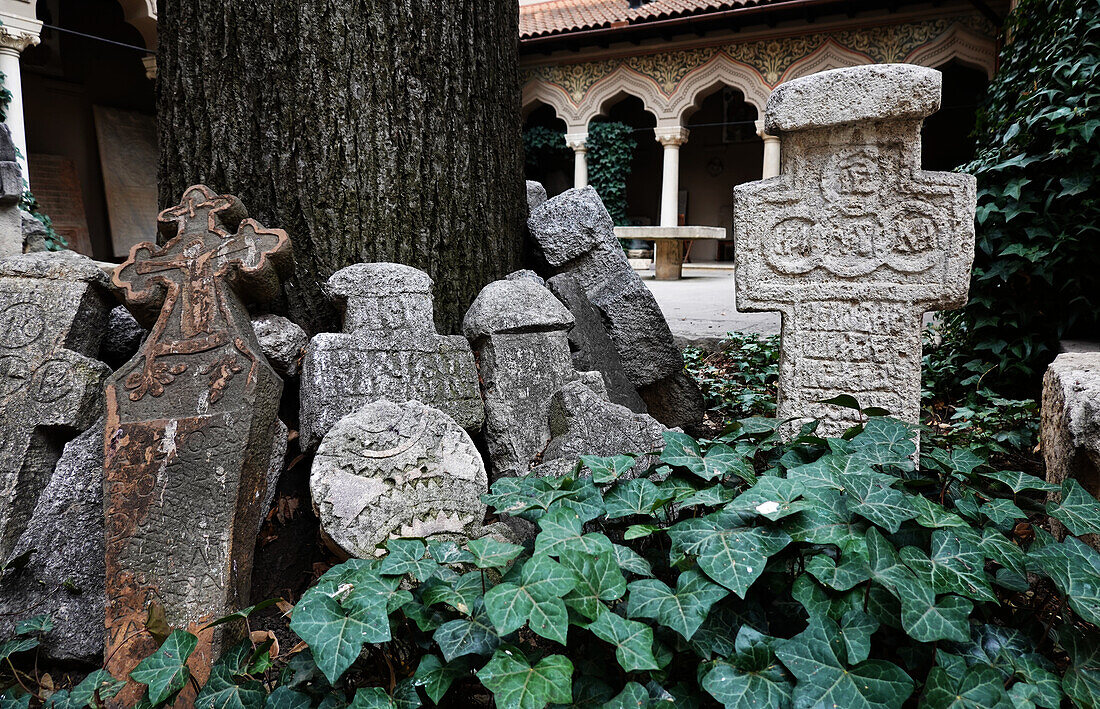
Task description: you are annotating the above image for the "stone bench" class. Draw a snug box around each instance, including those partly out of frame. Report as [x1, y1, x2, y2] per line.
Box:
[613, 225, 728, 280]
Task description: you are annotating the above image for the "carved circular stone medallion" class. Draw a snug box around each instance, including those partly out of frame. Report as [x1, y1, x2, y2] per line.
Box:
[311, 399, 488, 557]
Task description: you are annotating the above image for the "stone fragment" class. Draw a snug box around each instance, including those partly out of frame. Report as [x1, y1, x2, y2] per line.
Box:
[21, 211, 50, 253]
[104, 185, 292, 693]
[311, 400, 488, 556]
[265, 419, 289, 517]
[0, 127, 21, 257]
[535, 380, 669, 478]
[546, 272, 646, 412]
[464, 278, 582, 478]
[733, 64, 976, 437]
[528, 187, 703, 427]
[640, 371, 707, 433]
[0, 420, 105, 663]
[506, 269, 546, 287]
[300, 263, 483, 448]
[1042, 353, 1100, 545]
[253, 313, 308, 378]
[101, 305, 146, 369]
[526, 180, 548, 213]
[0, 250, 112, 561]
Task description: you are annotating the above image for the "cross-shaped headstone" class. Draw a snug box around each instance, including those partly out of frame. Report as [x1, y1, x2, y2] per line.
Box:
[733, 64, 976, 436]
[299, 262, 484, 449]
[103, 185, 292, 697]
[0, 252, 112, 560]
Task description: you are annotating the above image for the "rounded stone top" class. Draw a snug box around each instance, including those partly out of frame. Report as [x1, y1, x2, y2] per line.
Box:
[0, 250, 110, 285]
[325, 262, 433, 300]
[462, 278, 574, 340]
[764, 64, 942, 134]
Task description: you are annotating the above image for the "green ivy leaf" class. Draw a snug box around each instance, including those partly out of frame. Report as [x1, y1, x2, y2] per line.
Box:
[378, 539, 439, 581]
[979, 498, 1026, 525]
[432, 604, 500, 661]
[1047, 479, 1100, 536]
[977, 470, 1058, 494]
[908, 496, 969, 529]
[195, 663, 266, 709]
[700, 659, 792, 709]
[1061, 628, 1100, 708]
[627, 570, 729, 640]
[265, 687, 312, 709]
[477, 650, 573, 709]
[63, 670, 125, 707]
[603, 683, 650, 709]
[775, 617, 913, 709]
[730, 477, 807, 521]
[843, 473, 918, 533]
[839, 610, 879, 665]
[535, 508, 613, 558]
[484, 554, 576, 644]
[14, 615, 52, 635]
[1028, 534, 1100, 625]
[668, 517, 791, 597]
[918, 665, 1013, 709]
[467, 537, 524, 570]
[560, 549, 627, 620]
[349, 687, 394, 708]
[900, 530, 996, 602]
[130, 630, 198, 706]
[849, 418, 916, 469]
[0, 638, 37, 661]
[580, 455, 636, 484]
[900, 593, 973, 644]
[611, 543, 653, 577]
[605, 478, 664, 519]
[413, 655, 473, 704]
[588, 608, 660, 672]
[428, 540, 476, 566]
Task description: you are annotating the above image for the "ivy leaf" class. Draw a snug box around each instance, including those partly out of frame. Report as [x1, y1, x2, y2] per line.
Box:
[265, 687, 312, 709]
[0, 695, 29, 709]
[588, 609, 660, 672]
[611, 543, 653, 577]
[805, 553, 869, 592]
[908, 496, 969, 529]
[422, 572, 483, 615]
[603, 683, 650, 709]
[14, 615, 53, 635]
[627, 570, 729, 640]
[64, 670, 125, 707]
[775, 617, 913, 709]
[580, 455, 636, 484]
[977, 470, 1058, 494]
[918, 665, 1013, 709]
[1047, 479, 1100, 536]
[668, 517, 791, 597]
[428, 540, 475, 566]
[195, 663, 266, 709]
[701, 443, 757, 485]
[467, 537, 524, 570]
[730, 477, 807, 521]
[0, 638, 37, 661]
[605, 479, 664, 520]
[1059, 174, 1092, 197]
[1061, 628, 1100, 708]
[900, 530, 996, 602]
[900, 593, 973, 643]
[843, 473, 917, 533]
[1028, 534, 1100, 625]
[700, 659, 792, 709]
[660, 432, 704, 470]
[130, 630, 198, 706]
[839, 610, 879, 665]
[535, 508, 613, 558]
[484, 554, 576, 644]
[561, 549, 626, 620]
[413, 655, 472, 704]
[348, 688, 394, 708]
[433, 605, 500, 661]
[378, 539, 438, 581]
[980, 498, 1026, 526]
[849, 418, 916, 469]
[476, 650, 573, 709]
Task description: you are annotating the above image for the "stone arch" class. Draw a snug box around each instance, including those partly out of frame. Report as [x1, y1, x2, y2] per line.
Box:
[904, 23, 998, 79]
[664, 54, 770, 126]
[780, 40, 873, 83]
[522, 80, 584, 132]
[575, 65, 665, 130]
[115, 0, 157, 50]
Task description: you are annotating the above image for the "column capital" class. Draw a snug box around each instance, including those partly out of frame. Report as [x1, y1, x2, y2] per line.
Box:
[754, 119, 779, 143]
[655, 126, 689, 147]
[142, 55, 157, 81]
[0, 13, 42, 54]
[564, 132, 588, 152]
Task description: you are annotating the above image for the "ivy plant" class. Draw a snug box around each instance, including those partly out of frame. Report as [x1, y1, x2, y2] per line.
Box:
[586, 122, 636, 225]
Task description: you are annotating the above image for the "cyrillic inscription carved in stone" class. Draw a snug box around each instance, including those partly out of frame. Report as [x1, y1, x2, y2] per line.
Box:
[733, 64, 976, 436]
[0, 251, 111, 561]
[299, 263, 484, 449]
[103, 185, 291, 697]
[311, 400, 488, 557]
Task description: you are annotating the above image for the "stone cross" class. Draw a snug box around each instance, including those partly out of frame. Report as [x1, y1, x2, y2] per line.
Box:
[299, 262, 484, 449]
[733, 64, 976, 436]
[0, 252, 111, 560]
[103, 185, 291, 696]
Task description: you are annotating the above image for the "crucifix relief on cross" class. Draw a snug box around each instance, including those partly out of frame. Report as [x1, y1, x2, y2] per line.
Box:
[733, 64, 976, 436]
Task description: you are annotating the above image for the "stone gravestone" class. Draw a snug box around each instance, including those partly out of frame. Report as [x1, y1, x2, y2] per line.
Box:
[464, 277, 583, 478]
[103, 185, 291, 694]
[0, 127, 22, 257]
[311, 399, 488, 557]
[0, 251, 112, 561]
[528, 187, 704, 429]
[733, 64, 976, 436]
[300, 262, 484, 448]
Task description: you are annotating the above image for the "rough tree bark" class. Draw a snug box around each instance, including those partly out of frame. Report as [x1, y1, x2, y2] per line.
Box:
[157, 1, 525, 334]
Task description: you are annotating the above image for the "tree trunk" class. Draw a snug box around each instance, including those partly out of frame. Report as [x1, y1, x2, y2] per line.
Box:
[157, 0, 525, 334]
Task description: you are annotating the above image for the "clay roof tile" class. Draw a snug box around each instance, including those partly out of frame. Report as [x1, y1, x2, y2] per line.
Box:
[520, 0, 772, 38]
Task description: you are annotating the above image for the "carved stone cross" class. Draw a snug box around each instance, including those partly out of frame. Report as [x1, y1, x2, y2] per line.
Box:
[733, 65, 976, 436]
[0, 252, 111, 560]
[103, 185, 291, 697]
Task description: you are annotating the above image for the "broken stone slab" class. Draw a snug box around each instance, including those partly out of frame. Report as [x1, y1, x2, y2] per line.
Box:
[1042, 353, 1100, 546]
[733, 64, 976, 438]
[300, 262, 484, 449]
[0, 127, 21, 258]
[0, 420, 105, 664]
[104, 185, 292, 694]
[21, 211, 50, 253]
[534, 380, 670, 479]
[311, 399, 488, 557]
[101, 305, 146, 369]
[639, 371, 707, 434]
[526, 181, 548, 214]
[265, 419, 289, 517]
[546, 272, 647, 413]
[0, 250, 112, 562]
[253, 313, 308, 378]
[464, 278, 586, 479]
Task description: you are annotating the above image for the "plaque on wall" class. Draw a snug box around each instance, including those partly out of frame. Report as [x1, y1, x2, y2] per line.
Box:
[93, 106, 158, 257]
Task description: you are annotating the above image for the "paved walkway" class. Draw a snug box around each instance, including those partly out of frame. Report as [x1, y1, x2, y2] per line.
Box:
[640, 263, 780, 348]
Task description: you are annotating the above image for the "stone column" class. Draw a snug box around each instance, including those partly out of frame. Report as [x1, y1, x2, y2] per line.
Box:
[756, 119, 781, 179]
[0, 14, 42, 183]
[655, 127, 689, 227]
[142, 56, 157, 81]
[565, 133, 588, 188]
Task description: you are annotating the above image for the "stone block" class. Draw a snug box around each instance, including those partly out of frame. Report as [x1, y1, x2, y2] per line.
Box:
[1043, 353, 1100, 545]
[253, 314, 308, 378]
[526, 181, 547, 214]
[101, 305, 146, 369]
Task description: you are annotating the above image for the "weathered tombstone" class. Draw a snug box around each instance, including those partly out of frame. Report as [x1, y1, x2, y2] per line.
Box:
[300, 262, 484, 448]
[103, 185, 291, 694]
[528, 188, 704, 427]
[311, 399, 488, 557]
[0, 127, 22, 257]
[0, 420, 105, 663]
[733, 64, 976, 436]
[464, 278, 582, 478]
[0, 251, 112, 561]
